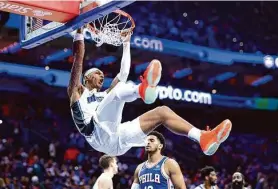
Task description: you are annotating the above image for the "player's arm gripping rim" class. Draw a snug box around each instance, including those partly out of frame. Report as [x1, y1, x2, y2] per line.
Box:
[67, 28, 85, 106]
[106, 34, 131, 93]
[97, 176, 113, 189]
[166, 158, 187, 189]
[131, 163, 143, 189]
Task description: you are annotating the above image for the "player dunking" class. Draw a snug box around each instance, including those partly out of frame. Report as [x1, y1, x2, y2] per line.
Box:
[132, 131, 186, 189]
[68, 27, 232, 156]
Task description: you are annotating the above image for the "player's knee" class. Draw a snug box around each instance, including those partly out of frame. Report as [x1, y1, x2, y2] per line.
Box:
[155, 106, 171, 121]
[114, 82, 126, 96]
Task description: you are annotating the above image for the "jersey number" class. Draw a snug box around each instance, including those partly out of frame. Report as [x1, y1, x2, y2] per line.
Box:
[87, 95, 104, 103]
[87, 95, 96, 103]
[144, 186, 153, 189]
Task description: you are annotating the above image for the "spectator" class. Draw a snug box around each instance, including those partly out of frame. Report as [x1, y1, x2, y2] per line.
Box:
[195, 166, 218, 189]
[48, 140, 56, 159]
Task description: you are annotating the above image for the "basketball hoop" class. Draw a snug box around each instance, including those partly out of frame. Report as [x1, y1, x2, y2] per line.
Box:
[87, 9, 135, 47]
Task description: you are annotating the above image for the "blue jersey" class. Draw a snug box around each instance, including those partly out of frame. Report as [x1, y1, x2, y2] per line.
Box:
[138, 156, 174, 189]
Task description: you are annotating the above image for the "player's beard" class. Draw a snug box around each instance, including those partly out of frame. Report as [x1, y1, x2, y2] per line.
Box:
[209, 179, 217, 186]
[153, 147, 160, 154]
[146, 146, 159, 155]
[232, 181, 243, 189]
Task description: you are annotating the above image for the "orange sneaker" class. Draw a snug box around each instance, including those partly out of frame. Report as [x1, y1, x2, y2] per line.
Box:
[200, 119, 232, 156]
[138, 59, 162, 104]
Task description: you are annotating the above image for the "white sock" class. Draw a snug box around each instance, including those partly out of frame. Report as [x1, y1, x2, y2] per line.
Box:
[188, 127, 201, 143]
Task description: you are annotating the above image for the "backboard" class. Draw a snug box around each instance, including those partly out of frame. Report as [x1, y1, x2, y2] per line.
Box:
[3, 0, 135, 49]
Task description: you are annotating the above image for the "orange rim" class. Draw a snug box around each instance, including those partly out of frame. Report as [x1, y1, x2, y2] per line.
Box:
[113, 9, 135, 31]
[87, 9, 135, 36]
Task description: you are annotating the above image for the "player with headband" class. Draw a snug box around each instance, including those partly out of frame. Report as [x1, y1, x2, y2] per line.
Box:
[68, 27, 232, 156]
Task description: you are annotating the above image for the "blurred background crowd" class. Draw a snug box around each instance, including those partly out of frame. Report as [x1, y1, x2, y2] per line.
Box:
[0, 93, 277, 189]
[127, 1, 278, 54]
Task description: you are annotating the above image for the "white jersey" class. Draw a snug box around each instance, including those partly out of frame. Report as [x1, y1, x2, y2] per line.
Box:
[92, 173, 113, 189]
[71, 84, 147, 156]
[195, 184, 218, 189]
[71, 87, 123, 155]
[71, 88, 107, 135]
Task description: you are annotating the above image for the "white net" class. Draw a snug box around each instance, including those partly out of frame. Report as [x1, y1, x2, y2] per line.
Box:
[23, 10, 134, 46]
[88, 10, 134, 47]
[90, 23, 129, 47]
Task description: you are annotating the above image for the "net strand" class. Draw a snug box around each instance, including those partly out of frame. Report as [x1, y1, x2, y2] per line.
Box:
[105, 13, 109, 27]
[116, 19, 131, 27]
[106, 13, 121, 25]
[89, 12, 133, 47]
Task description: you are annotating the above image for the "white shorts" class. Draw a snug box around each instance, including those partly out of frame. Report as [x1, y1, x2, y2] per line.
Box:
[79, 81, 146, 156]
[85, 117, 147, 156]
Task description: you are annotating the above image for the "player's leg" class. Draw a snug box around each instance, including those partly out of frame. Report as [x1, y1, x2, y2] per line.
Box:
[138, 106, 232, 156]
[95, 81, 139, 124]
[96, 59, 162, 123]
[111, 58, 162, 104]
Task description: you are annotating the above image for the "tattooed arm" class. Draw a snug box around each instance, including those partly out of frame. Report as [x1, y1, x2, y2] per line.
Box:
[67, 28, 85, 106]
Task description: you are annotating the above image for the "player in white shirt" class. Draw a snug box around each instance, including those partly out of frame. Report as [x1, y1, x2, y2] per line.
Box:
[195, 166, 218, 189]
[93, 155, 118, 189]
[68, 27, 232, 156]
